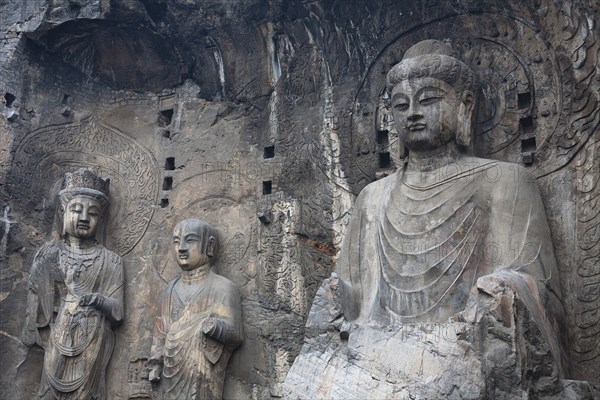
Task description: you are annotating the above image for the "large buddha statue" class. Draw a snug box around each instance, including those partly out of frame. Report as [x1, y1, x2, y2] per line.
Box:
[284, 40, 583, 399]
[149, 219, 243, 400]
[22, 168, 124, 400]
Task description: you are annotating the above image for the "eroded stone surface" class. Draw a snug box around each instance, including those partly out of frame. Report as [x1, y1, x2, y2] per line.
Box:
[1, 1, 599, 399]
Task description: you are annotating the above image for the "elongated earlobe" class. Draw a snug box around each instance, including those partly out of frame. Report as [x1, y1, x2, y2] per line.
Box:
[457, 91, 474, 148]
[207, 236, 216, 257]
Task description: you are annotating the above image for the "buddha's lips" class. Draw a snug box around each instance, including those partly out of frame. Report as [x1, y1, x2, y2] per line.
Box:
[407, 123, 426, 131]
[77, 223, 89, 229]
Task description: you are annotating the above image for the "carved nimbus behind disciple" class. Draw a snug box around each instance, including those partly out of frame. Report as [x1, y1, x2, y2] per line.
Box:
[22, 168, 124, 400]
[149, 219, 243, 400]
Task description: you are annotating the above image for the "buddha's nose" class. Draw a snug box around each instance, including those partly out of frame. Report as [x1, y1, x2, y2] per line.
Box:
[407, 109, 423, 121]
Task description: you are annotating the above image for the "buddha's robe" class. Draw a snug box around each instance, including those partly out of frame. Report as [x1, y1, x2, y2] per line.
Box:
[150, 270, 243, 400]
[24, 241, 124, 400]
[337, 156, 567, 373]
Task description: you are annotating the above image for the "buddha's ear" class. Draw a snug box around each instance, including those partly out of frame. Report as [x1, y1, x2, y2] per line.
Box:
[207, 236, 216, 257]
[457, 90, 475, 148]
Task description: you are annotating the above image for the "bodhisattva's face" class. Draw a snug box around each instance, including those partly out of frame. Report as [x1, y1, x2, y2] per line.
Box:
[64, 195, 103, 240]
[173, 223, 210, 271]
[391, 77, 462, 151]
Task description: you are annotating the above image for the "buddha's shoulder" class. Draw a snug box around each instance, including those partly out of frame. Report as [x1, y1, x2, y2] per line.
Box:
[461, 156, 536, 185]
[357, 173, 398, 200]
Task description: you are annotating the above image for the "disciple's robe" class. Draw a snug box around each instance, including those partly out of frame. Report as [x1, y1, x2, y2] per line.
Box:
[150, 270, 243, 400]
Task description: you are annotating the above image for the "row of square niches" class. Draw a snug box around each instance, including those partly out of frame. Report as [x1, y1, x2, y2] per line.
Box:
[161, 157, 175, 208]
[263, 146, 274, 194]
[159, 108, 174, 138]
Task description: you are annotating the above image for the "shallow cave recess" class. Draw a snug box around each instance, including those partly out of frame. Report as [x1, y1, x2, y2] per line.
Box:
[29, 19, 196, 92]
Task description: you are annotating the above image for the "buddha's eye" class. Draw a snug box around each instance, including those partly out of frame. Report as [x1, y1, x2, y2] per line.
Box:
[173, 239, 180, 245]
[418, 90, 445, 105]
[393, 102, 409, 111]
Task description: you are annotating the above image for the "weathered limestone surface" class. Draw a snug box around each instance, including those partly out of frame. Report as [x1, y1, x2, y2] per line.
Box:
[0, 0, 599, 399]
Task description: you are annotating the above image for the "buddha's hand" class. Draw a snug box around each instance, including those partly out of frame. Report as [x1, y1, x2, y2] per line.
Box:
[79, 293, 106, 309]
[147, 359, 162, 382]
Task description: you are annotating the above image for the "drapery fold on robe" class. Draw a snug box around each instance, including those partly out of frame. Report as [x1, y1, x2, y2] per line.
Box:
[23, 241, 124, 400]
[150, 270, 243, 400]
[335, 157, 567, 374]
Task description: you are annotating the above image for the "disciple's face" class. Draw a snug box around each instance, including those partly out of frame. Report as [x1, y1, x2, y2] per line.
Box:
[173, 221, 212, 271]
[391, 77, 461, 151]
[63, 195, 103, 240]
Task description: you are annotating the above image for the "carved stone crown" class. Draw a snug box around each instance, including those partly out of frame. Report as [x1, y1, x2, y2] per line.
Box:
[59, 168, 110, 203]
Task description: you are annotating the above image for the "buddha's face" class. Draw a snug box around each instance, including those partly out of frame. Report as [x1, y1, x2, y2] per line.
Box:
[391, 77, 464, 152]
[173, 221, 214, 271]
[63, 195, 103, 240]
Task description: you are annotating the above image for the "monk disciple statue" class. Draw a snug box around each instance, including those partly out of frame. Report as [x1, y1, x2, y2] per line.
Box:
[284, 40, 581, 399]
[149, 219, 243, 399]
[22, 168, 124, 399]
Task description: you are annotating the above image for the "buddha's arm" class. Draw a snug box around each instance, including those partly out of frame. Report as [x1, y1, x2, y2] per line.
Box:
[474, 165, 566, 374]
[487, 165, 560, 288]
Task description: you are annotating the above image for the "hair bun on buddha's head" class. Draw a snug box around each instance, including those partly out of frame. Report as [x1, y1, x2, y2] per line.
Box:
[402, 39, 459, 60]
[387, 39, 476, 93]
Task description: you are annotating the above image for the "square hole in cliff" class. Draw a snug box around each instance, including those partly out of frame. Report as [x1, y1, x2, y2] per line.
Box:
[158, 109, 173, 127]
[379, 152, 391, 168]
[263, 181, 272, 195]
[165, 157, 175, 170]
[4, 93, 15, 108]
[264, 146, 275, 159]
[162, 177, 173, 191]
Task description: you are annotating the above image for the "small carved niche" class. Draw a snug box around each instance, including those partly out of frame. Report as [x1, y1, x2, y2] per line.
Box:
[162, 130, 171, 139]
[521, 136, 536, 152]
[518, 92, 532, 110]
[377, 131, 389, 146]
[158, 109, 173, 127]
[264, 145, 275, 159]
[165, 157, 175, 170]
[162, 177, 173, 190]
[4, 93, 15, 108]
[160, 198, 169, 208]
[520, 116, 534, 134]
[263, 181, 272, 195]
[379, 152, 391, 168]
[62, 94, 70, 105]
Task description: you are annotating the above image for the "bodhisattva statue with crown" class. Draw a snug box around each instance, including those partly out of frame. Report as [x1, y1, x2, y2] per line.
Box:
[284, 40, 581, 399]
[22, 168, 124, 400]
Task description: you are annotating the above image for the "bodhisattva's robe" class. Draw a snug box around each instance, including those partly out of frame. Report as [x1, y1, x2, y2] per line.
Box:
[337, 156, 567, 374]
[23, 241, 124, 400]
[150, 270, 243, 400]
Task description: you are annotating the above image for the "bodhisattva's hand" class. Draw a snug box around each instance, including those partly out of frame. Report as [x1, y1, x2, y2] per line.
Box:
[79, 293, 106, 309]
[201, 317, 218, 337]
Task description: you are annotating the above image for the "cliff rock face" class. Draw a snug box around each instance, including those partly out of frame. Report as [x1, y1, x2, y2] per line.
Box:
[1, 0, 599, 398]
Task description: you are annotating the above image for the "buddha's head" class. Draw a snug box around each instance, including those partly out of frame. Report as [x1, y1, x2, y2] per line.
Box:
[386, 40, 478, 152]
[58, 168, 110, 242]
[172, 219, 218, 271]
